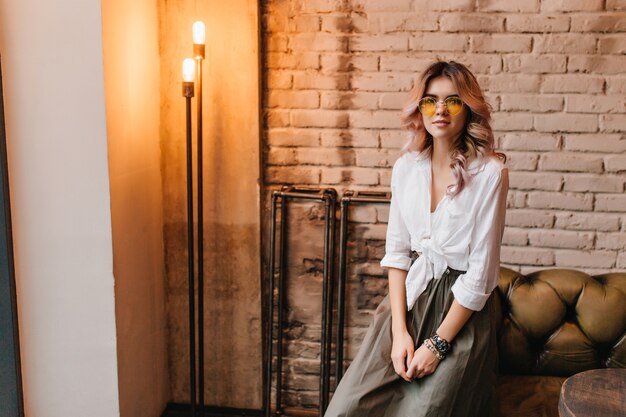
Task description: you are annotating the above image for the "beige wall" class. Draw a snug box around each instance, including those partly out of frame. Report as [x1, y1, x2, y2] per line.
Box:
[101, 0, 169, 416]
[0, 0, 121, 415]
[159, 0, 262, 409]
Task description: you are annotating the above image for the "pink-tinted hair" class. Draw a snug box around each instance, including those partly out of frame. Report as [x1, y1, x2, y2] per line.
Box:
[400, 60, 507, 197]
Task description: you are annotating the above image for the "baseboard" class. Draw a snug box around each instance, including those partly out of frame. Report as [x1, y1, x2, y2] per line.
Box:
[160, 403, 264, 417]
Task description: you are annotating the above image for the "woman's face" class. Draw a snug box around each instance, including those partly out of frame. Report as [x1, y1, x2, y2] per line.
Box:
[420, 76, 468, 144]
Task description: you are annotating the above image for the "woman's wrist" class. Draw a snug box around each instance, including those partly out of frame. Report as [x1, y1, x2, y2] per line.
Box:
[423, 338, 445, 360]
[392, 322, 408, 335]
[435, 328, 453, 343]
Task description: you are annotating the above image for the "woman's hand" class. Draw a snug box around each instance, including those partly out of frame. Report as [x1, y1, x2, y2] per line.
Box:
[406, 343, 440, 380]
[391, 329, 415, 382]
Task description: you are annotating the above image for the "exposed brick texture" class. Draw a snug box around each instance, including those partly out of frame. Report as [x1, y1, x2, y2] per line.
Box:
[262, 0, 626, 408]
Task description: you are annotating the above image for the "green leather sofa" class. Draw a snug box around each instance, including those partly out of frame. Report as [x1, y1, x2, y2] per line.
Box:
[495, 267, 626, 417]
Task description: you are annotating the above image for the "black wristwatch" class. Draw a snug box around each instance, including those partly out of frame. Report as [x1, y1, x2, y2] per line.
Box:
[430, 334, 451, 355]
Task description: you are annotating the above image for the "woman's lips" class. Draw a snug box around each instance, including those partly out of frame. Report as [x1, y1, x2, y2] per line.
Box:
[433, 121, 450, 127]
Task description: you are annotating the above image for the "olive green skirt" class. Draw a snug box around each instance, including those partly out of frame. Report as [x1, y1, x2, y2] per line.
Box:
[324, 267, 499, 417]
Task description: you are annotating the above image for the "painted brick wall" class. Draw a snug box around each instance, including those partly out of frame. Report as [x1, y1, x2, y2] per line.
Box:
[261, 0, 626, 409]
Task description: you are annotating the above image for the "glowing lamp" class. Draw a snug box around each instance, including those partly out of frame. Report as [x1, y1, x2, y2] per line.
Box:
[193, 21, 206, 45]
[182, 58, 195, 82]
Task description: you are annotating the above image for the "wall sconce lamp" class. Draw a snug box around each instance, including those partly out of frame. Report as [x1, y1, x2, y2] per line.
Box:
[182, 19, 206, 417]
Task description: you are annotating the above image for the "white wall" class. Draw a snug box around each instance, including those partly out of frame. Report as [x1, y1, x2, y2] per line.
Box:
[0, 0, 121, 415]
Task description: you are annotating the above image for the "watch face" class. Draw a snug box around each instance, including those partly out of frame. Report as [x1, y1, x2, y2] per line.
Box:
[432, 335, 451, 353]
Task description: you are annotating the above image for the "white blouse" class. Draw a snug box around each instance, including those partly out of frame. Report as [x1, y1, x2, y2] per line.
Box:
[380, 150, 509, 312]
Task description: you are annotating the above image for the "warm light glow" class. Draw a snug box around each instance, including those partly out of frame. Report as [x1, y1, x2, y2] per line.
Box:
[182, 58, 195, 82]
[193, 21, 206, 45]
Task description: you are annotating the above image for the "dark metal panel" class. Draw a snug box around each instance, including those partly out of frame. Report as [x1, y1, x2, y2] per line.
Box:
[264, 187, 338, 417]
[335, 191, 390, 385]
[0, 56, 25, 417]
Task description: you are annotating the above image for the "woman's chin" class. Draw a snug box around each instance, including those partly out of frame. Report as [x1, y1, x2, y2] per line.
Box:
[430, 133, 455, 142]
[428, 128, 463, 143]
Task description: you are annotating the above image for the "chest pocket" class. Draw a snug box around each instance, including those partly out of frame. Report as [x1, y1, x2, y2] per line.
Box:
[440, 200, 473, 247]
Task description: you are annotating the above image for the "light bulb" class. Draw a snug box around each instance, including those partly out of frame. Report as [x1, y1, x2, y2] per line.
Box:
[182, 58, 195, 82]
[193, 21, 206, 45]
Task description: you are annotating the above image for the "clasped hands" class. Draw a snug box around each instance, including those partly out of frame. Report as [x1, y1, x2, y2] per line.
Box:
[391, 330, 440, 382]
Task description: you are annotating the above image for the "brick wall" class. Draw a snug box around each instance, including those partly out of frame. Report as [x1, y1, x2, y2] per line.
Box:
[262, 0, 626, 409]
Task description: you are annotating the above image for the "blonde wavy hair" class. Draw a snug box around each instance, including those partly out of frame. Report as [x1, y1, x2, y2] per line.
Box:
[400, 60, 507, 198]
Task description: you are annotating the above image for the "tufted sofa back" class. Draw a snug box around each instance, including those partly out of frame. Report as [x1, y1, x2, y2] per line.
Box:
[494, 267, 626, 377]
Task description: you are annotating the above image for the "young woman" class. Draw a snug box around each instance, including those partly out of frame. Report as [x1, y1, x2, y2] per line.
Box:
[324, 61, 509, 416]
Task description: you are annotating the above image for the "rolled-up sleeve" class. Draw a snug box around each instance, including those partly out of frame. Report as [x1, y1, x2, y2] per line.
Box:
[380, 160, 412, 271]
[450, 167, 509, 311]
